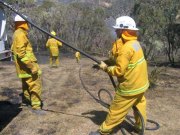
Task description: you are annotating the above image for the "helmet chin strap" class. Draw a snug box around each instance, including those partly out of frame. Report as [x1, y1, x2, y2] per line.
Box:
[116, 30, 125, 44]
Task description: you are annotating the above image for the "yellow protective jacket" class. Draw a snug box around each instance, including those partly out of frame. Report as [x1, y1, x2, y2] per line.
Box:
[104, 38, 123, 66]
[11, 28, 41, 78]
[111, 38, 123, 59]
[106, 39, 149, 96]
[46, 38, 62, 56]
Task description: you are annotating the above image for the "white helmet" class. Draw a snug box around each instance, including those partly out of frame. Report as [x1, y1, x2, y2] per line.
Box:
[113, 16, 139, 30]
[14, 14, 26, 22]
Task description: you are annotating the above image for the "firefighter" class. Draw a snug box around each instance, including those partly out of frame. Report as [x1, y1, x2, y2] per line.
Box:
[11, 15, 44, 114]
[90, 16, 149, 135]
[75, 51, 81, 63]
[46, 31, 62, 67]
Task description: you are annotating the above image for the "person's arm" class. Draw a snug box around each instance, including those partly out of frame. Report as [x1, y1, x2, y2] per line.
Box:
[15, 34, 28, 60]
[57, 41, 62, 47]
[16, 34, 38, 74]
[103, 51, 116, 66]
[106, 46, 133, 77]
[46, 40, 49, 48]
[104, 39, 121, 66]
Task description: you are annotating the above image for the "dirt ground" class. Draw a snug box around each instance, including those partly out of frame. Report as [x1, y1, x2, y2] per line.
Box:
[0, 53, 180, 135]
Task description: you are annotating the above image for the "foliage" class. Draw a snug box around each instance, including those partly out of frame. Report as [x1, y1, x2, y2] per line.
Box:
[4, 0, 180, 62]
[105, 0, 135, 18]
[148, 66, 166, 88]
[5, 0, 113, 55]
[132, 0, 180, 66]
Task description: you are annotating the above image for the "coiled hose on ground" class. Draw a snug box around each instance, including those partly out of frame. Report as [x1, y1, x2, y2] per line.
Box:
[78, 64, 160, 135]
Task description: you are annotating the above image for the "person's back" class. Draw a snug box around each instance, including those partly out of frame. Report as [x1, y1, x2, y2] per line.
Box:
[46, 38, 62, 56]
[46, 31, 62, 67]
[115, 39, 149, 96]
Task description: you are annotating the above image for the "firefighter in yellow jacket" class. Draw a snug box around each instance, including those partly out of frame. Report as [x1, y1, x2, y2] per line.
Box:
[11, 15, 43, 113]
[75, 51, 81, 63]
[46, 31, 62, 67]
[90, 16, 149, 135]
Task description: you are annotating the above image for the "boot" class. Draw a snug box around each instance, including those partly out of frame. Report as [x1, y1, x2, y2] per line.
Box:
[21, 97, 31, 107]
[134, 125, 143, 134]
[31, 101, 46, 115]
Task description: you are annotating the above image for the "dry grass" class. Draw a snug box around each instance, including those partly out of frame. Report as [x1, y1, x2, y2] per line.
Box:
[0, 56, 180, 135]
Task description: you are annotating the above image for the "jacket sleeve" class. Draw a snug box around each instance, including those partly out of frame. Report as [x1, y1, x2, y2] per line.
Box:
[15, 34, 28, 60]
[46, 40, 49, 48]
[58, 41, 62, 47]
[15, 34, 35, 68]
[106, 46, 133, 77]
[103, 45, 117, 66]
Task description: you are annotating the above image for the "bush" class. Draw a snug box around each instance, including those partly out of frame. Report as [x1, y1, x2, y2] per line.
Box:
[148, 66, 166, 88]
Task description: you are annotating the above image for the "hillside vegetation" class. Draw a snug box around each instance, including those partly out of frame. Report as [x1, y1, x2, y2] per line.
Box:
[5, 0, 180, 65]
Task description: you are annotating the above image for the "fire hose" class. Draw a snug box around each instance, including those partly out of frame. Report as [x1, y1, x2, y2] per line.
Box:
[0, 1, 159, 134]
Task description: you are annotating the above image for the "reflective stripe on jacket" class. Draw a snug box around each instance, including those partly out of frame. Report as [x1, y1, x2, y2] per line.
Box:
[11, 28, 41, 78]
[107, 40, 149, 96]
[46, 38, 62, 56]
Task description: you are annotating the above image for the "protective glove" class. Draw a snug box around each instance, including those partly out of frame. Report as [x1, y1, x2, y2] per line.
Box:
[75, 51, 81, 63]
[26, 61, 39, 74]
[99, 61, 108, 71]
[92, 61, 107, 71]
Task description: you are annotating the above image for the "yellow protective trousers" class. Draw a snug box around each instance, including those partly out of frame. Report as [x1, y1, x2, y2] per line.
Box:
[22, 74, 42, 110]
[99, 92, 146, 134]
[49, 55, 59, 67]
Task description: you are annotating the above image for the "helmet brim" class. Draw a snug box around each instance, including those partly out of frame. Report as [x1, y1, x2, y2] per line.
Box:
[130, 28, 139, 31]
[112, 25, 120, 29]
[112, 26, 139, 31]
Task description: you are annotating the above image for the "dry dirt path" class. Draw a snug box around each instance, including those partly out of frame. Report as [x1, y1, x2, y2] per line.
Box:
[0, 55, 180, 135]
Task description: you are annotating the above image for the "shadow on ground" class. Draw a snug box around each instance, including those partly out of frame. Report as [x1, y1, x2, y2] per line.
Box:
[0, 87, 22, 131]
[0, 101, 22, 131]
[81, 110, 107, 125]
[82, 110, 139, 134]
